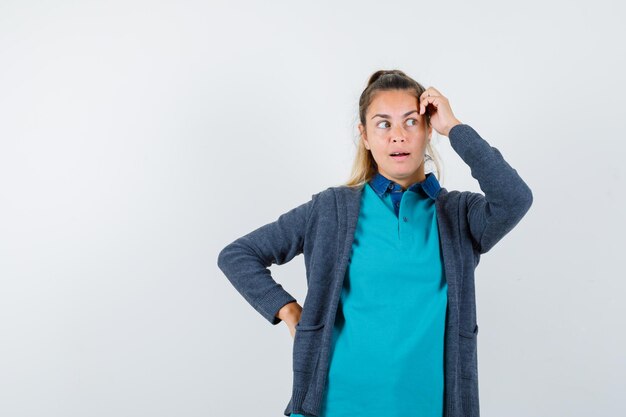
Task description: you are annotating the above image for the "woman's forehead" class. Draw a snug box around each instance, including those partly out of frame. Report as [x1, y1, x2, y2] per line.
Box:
[368, 90, 419, 115]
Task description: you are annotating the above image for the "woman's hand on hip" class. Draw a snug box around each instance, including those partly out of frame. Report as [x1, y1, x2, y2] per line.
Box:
[277, 301, 302, 339]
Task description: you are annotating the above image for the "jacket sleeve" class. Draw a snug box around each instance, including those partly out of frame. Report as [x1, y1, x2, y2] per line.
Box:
[216, 194, 318, 325]
[447, 124, 533, 255]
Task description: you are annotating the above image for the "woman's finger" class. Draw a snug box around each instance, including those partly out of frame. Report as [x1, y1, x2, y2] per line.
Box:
[427, 86, 443, 96]
[420, 95, 443, 115]
[420, 87, 440, 101]
[420, 88, 438, 113]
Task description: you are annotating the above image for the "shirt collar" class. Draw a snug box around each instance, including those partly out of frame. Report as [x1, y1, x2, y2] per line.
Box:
[369, 171, 441, 200]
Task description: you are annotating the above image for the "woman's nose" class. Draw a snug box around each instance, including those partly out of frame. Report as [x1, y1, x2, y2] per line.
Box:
[391, 126, 407, 141]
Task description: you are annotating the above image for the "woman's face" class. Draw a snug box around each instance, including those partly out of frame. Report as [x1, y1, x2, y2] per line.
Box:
[359, 89, 432, 189]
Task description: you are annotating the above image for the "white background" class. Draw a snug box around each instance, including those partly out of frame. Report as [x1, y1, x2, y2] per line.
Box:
[1, 1, 624, 416]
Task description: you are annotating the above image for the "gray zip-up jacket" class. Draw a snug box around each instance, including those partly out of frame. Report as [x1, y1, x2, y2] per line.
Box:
[217, 123, 533, 417]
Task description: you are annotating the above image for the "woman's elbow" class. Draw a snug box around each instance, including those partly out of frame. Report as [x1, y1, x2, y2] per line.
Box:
[217, 243, 236, 272]
[520, 183, 533, 214]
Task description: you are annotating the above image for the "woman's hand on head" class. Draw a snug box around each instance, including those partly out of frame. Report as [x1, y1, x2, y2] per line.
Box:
[419, 86, 463, 137]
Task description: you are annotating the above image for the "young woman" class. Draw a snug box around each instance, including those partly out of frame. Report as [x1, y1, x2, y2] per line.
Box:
[217, 69, 533, 417]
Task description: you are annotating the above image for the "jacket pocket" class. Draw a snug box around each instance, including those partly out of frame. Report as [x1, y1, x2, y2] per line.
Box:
[293, 322, 325, 374]
[458, 323, 479, 380]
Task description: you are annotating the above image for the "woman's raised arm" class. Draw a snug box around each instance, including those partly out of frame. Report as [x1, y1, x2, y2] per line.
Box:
[448, 123, 533, 254]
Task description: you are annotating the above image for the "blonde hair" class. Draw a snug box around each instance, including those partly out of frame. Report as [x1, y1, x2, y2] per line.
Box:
[344, 69, 444, 188]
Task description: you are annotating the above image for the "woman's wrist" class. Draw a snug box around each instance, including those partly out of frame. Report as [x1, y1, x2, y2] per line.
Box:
[445, 119, 463, 137]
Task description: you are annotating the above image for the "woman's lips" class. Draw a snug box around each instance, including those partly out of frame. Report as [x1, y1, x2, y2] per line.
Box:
[390, 153, 410, 161]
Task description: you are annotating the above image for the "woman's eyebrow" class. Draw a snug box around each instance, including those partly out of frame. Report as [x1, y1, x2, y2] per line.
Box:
[371, 109, 418, 120]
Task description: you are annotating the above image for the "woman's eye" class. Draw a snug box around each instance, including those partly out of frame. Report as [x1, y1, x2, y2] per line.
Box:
[376, 119, 418, 129]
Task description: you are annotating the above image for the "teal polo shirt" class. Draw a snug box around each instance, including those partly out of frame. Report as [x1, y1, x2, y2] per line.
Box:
[292, 171, 448, 417]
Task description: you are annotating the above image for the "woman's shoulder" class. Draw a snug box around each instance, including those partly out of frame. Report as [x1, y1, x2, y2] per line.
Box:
[316, 184, 364, 198]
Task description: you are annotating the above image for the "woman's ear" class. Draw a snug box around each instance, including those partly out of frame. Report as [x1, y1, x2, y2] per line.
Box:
[358, 123, 370, 150]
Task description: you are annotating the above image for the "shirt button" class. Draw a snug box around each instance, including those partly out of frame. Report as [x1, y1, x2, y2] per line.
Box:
[403, 216, 408, 222]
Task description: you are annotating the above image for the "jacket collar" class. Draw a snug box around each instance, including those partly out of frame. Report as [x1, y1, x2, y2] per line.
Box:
[368, 171, 441, 200]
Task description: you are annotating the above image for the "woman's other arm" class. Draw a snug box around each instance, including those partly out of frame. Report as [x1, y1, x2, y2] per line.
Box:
[217, 195, 317, 325]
